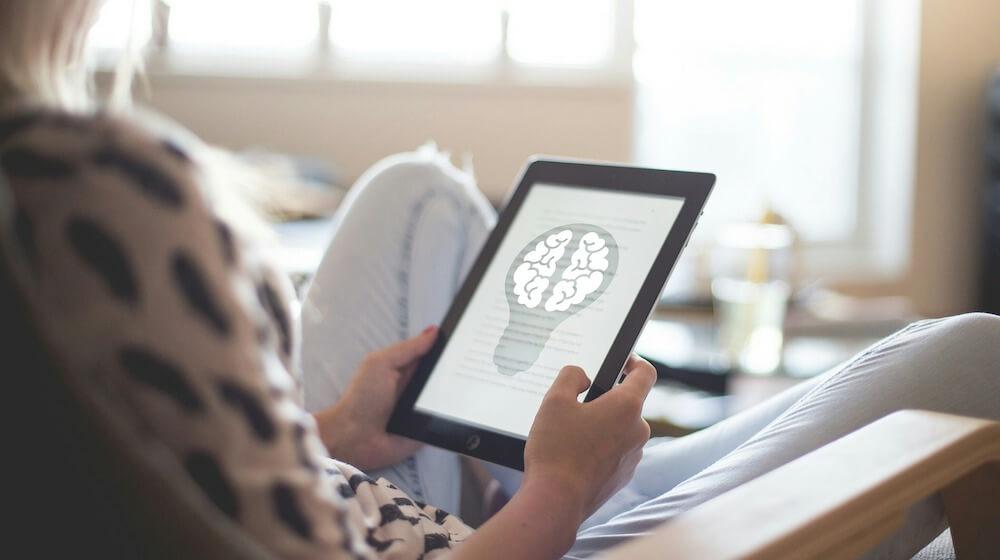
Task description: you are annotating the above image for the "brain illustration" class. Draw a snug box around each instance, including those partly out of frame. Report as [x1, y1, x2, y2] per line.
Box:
[511, 229, 572, 309]
[494, 224, 619, 376]
[545, 231, 611, 312]
[511, 229, 613, 312]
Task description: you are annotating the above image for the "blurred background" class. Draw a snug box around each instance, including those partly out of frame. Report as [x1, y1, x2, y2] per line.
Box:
[91, 0, 999, 432]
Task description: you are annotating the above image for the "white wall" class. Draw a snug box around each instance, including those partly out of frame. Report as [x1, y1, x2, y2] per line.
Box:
[907, 0, 1000, 315]
[141, 74, 633, 202]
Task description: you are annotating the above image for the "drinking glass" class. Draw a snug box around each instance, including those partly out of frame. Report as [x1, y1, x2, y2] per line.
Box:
[710, 223, 793, 375]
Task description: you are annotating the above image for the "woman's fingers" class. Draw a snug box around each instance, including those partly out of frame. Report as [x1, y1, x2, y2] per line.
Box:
[623, 353, 644, 372]
[546, 356, 654, 405]
[375, 325, 438, 367]
[547, 365, 592, 400]
[617, 355, 657, 400]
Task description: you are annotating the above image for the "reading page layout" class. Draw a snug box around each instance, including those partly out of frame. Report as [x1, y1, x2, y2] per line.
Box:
[415, 183, 685, 439]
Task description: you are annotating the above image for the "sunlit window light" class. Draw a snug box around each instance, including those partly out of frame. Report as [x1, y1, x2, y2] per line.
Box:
[633, 0, 864, 242]
[506, 0, 614, 67]
[87, 0, 152, 52]
[328, 0, 501, 64]
[166, 0, 318, 53]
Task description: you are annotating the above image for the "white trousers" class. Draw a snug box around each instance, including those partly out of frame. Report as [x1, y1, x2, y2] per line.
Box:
[300, 149, 1000, 559]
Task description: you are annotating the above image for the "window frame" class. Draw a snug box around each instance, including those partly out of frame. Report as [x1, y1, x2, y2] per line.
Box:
[95, 0, 917, 285]
[99, 0, 635, 88]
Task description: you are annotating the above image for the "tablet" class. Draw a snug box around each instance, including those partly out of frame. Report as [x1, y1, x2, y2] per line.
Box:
[388, 158, 714, 470]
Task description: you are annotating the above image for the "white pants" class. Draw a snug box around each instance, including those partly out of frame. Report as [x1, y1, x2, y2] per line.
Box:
[300, 149, 1000, 559]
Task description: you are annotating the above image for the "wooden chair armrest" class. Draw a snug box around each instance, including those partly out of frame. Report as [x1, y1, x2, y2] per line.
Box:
[601, 410, 1000, 560]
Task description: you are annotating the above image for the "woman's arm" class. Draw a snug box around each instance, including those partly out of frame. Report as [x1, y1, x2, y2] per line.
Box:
[454, 475, 586, 559]
[312, 327, 436, 470]
[312, 331, 656, 559]
[456, 357, 656, 560]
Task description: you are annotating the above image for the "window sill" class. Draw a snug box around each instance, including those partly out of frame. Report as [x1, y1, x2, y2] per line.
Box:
[99, 50, 634, 94]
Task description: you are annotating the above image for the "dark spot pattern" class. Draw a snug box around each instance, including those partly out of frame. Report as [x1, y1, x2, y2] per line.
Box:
[47, 113, 94, 134]
[161, 140, 190, 163]
[215, 220, 237, 265]
[272, 482, 312, 540]
[3, 111, 475, 557]
[13, 208, 36, 266]
[338, 483, 356, 499]
[292, 423, 317, 471]
[257, 281, 291, 357]
[93, 147, 183, 208]
[366, 528, 401, 552]
[424, 533, 452, 553]
[378, 504, 421, 526]
[433, 508, 450, 525]
[217, 380, 275, 441]
[333, 513, 366, 560]
[1, 147, 76, 180]
[184, 452, 239, 519]
[348, 474, 376, 492]
[67, 217, 138, 304]
[0, 112, 44, 144]
[119, 346, 203, 411]
[172, 251, 230, 335]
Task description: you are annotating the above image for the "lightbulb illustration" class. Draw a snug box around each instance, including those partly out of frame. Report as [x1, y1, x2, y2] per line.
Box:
[493, 223, 619, 376]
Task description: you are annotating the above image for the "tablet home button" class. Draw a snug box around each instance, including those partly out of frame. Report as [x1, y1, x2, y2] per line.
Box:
[465, 434, 481, 450]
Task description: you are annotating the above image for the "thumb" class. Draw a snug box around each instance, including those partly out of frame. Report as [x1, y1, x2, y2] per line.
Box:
[546, 366, 591, 401]
[379, 326, 438, 367]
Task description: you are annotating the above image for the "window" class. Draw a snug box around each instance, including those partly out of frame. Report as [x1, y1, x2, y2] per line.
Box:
[634, 0, 864, 244]
[88, 0, 919, 281]
[328, 0, 501, 65]
[89, 0, 622, 72]
[633, 0, 920, 282]
[167, 0, 318, 54]
[506, 0, 615, 67]
[87, 0, 152, 53]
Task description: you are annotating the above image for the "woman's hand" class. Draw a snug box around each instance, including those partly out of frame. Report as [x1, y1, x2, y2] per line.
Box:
[523, 355, 656, 529]
[313, 326, 438, 471]
[454, 356, 656, 560]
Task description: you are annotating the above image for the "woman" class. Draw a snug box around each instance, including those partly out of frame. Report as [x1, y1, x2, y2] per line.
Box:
[1, 2, 997, 559]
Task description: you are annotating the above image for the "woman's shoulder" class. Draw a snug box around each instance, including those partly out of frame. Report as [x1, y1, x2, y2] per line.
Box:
[0, 101, 301, 390]
[0, 102, 197, 151]
[0, 103, 198, 192]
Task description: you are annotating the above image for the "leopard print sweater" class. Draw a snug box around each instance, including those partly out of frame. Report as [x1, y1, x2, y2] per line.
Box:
[0, 105, 472, 559]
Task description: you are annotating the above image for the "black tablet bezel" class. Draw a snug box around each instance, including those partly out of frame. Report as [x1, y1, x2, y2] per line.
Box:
[387, 158, 714, 470]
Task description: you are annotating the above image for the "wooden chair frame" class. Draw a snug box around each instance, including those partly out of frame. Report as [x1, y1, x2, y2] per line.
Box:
[603, 410, 1000, 560]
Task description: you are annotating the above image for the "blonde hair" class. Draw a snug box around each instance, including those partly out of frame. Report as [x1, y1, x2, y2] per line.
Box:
[0, 0, 144, 111]
[0, 0, 336, 240]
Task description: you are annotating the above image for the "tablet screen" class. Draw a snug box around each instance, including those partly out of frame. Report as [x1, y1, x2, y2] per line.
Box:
[413, 183, 685, 438]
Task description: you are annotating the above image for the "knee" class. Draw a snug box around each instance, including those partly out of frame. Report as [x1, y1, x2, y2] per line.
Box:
[911, 312, 1000, 369]
[927, 312, 1000, 341]
[350, 146, 487, 213]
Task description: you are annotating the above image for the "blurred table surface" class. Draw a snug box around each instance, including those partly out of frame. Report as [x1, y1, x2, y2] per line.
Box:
[638, 307, 910, 437]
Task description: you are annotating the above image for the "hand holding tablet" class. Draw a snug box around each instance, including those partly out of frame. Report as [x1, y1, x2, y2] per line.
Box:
[524, 355, 657, 519]
[389, 158, 714, 469]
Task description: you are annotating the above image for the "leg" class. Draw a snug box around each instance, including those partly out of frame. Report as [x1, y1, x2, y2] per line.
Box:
[569, 313, 1000, 559]
[300, 146, 495, 513]
[580, 372, 821, 530]
[487, 340, 828, 517]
